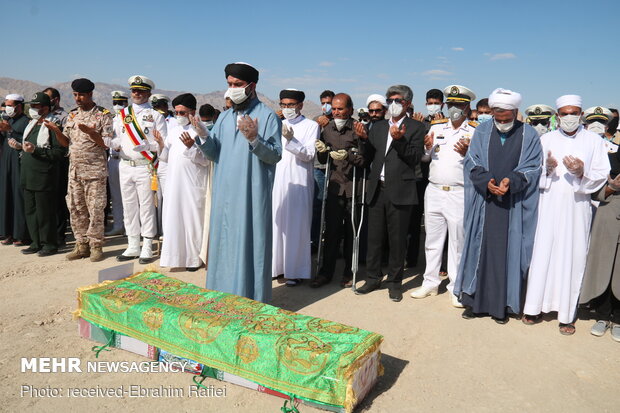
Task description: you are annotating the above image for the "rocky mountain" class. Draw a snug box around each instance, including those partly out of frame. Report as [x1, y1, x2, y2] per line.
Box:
[0, 77, 323, 119]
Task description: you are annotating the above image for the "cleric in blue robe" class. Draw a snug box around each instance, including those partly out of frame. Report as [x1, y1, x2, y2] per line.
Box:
[199, 62, 282, 303]
[454, 88, 542, 322]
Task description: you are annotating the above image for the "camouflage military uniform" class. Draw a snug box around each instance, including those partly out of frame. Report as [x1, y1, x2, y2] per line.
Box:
[64, 105, 113, 247]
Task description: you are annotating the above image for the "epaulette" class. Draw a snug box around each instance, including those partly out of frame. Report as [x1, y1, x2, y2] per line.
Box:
[430, 118, 449, 125]
[97, 106, 111, 115]
[468, 120, 479, 128]
[69, 107, 78, 112]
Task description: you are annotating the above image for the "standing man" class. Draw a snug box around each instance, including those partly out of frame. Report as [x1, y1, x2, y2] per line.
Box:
[476, 98, 493, 123]
[105, 91, 129, 236]
[523, 95, 610, 335]
[410, 85, 477, 307]
[111, 75, 167, 264]
[525, 104, 555, 137]
[366, 94, 387, 127]
[412, 88, 445, 129]
[48, 78, 114, 262]
[8, 92, 67, 256]
[159, 93, 210, 271]
[198, 62, 282, 303]
[455, 88, 543, 323]
[312, 93, 367, 289]
[150, 94, 172, 238]
[354, 85, 425, 301]
[0, 94, 29, 246]
[272, 89, 319, 286]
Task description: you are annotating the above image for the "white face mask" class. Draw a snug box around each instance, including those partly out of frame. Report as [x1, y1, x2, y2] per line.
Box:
[426, 104, 441, 116]
[227, 83, 251, 104]
[587, 121, 606, 136]
[478, 114, 492, 123]
[176, 115, 189, 127]
[29, 108, 41, 120]
[5, 105, 16, 117]
[282, 108, 298, 120]
[495, 120, 514, 133]
[448, 106, 464, 122]
[334, 118, 347, 130]
[559, 114, 581, 133]
[388, 102, 403, 118]
[113, 104, 124, 113]
[533, 124, 549, 136]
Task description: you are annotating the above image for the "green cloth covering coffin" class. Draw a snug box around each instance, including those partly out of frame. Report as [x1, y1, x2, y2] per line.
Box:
[74, 271, 383, 411]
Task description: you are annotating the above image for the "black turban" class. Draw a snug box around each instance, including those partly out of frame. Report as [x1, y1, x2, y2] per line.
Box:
[71, 78, 95, 93]
[279, 89, 305, 102]
[225, 62, 259, 83]
[172, 93, 197, 110]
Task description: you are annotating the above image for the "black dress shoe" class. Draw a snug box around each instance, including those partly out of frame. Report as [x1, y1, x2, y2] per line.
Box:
[355, 281, 381, 295]
[186, 266, 200, 272]
[388, 288, 403, 302]
[462, 308, 476, 319]
[21, 247, 40, 255]
[116, 254, 138, 262]
[139, 257, 154, 265]
[493, 316, 508, 325]
[37, 249, 58, 257]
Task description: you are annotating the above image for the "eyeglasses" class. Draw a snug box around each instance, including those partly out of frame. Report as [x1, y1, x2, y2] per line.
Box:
[386, 98, 405, 105]
[279, 103, 299, 108]
[530, 119, 549, 126]
[368, 109, 384, 113]
[175, 110, 189, 116]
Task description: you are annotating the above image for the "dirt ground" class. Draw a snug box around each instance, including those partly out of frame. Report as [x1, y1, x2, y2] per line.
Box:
[1, 234, 618, 413]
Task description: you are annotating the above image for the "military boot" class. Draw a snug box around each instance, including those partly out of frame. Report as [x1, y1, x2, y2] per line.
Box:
[90, 246, 104, 262]
[66, 242, 90, 261]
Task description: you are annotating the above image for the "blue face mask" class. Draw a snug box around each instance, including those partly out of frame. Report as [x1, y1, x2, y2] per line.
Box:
[322, 103, 332, 116]
[478, 114, 493, 123]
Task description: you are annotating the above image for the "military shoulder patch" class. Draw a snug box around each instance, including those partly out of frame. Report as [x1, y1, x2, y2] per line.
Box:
[97, 106, 111, 115]
[430, 118, 449, 125]
[468, 120, 479, 127]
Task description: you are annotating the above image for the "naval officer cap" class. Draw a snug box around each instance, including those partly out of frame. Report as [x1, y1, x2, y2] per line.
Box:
[525, 104, 554, 119]
[111, 90, 129, 101]
[225, 62, 259, 83]
[150, 94, 170, 105]
[128, 75, 155, 90]
[71, 78, 95, 93]
[443, 85, 476, 103]
[583, 106, 613, 122]
[279, 88, 305, 102]
[172, 93, 197, 110]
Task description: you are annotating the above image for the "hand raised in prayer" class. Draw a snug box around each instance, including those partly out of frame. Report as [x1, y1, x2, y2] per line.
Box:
[276, 110, 284, 120]
[545, 151, 558, 176]
[22, 141, 35, 153]
[607, 174, 620, 192]
[315, 140, 328, 153]
[282, 123, 294, 141]
[454, 138, 470, 156]
[8, 138, 22, 150]
[0, 121, 11, 132]
[77, 123, 96, 136]
[153, 129, 165, 151]
[424, 131, 434, 150]
[412, 112, 425, 122]
[390, 123, 406, 140]
[189, 115, 209, 138]
[43, 120, 61, 133]
[563, 155, 584, 178]
[317, 115, 330, 128]
[238, 115, 258, 141]
[329, 149, 348, 161]
[354, 121, 368, 140]
[433, 112, 446, 121]
[179, 131, 195, 148]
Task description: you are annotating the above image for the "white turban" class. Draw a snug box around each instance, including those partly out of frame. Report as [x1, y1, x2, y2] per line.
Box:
[555, 94, 582, 110]
[366, 93, 387, 108]
[5, 93, 24, 102]
[488, 88, 522, 110]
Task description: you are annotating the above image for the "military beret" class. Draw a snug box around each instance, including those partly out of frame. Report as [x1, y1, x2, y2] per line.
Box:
[71, 78, 95, 93]
[172, 93, 197, 110]
[225, 62, 259, 83]
[279, 88, 305, 102]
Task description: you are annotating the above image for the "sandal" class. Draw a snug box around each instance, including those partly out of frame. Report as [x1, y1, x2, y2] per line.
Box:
[559, 323, 576, 335]
[274, 274, 286, 284]
[285, 279, 302, 287]
[1, 237, 13, 245]
[522, 314, 541, 325]
[340, 278, 353, 288]
[310, 275, 330, 288]
[13, 240, 25, 246]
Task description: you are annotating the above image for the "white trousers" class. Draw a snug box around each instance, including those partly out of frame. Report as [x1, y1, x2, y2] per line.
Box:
[421, 184, 464, 293]
[119, 162, 157, 238]
[108, 157, 124, 230]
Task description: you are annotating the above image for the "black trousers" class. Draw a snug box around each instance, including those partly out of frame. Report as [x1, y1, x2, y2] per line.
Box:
[24, 189, 58, 252]
[319, 193, 354, 281]
[365, 184, 413, 287]
[590, 282, 620, 324]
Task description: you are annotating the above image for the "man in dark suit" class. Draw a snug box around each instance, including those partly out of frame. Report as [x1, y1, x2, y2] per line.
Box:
[354, 85, 425, 301]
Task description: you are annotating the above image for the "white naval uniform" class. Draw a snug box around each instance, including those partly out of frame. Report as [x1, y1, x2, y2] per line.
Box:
[420, 119, 475, 293]
[111, 102, 167, 238]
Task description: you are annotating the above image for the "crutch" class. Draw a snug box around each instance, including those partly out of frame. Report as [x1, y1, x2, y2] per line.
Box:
[350, 149, 366, 293]
[315, 146, 331, 276]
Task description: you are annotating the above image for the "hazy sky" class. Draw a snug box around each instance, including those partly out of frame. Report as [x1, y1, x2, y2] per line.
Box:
[3, 0, 619, 111]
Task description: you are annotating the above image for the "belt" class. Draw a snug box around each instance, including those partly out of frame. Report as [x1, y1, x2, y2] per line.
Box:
[110, 154, 120, 160]
[430, 183, 463, 192]
[120, 158, 151, 167]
